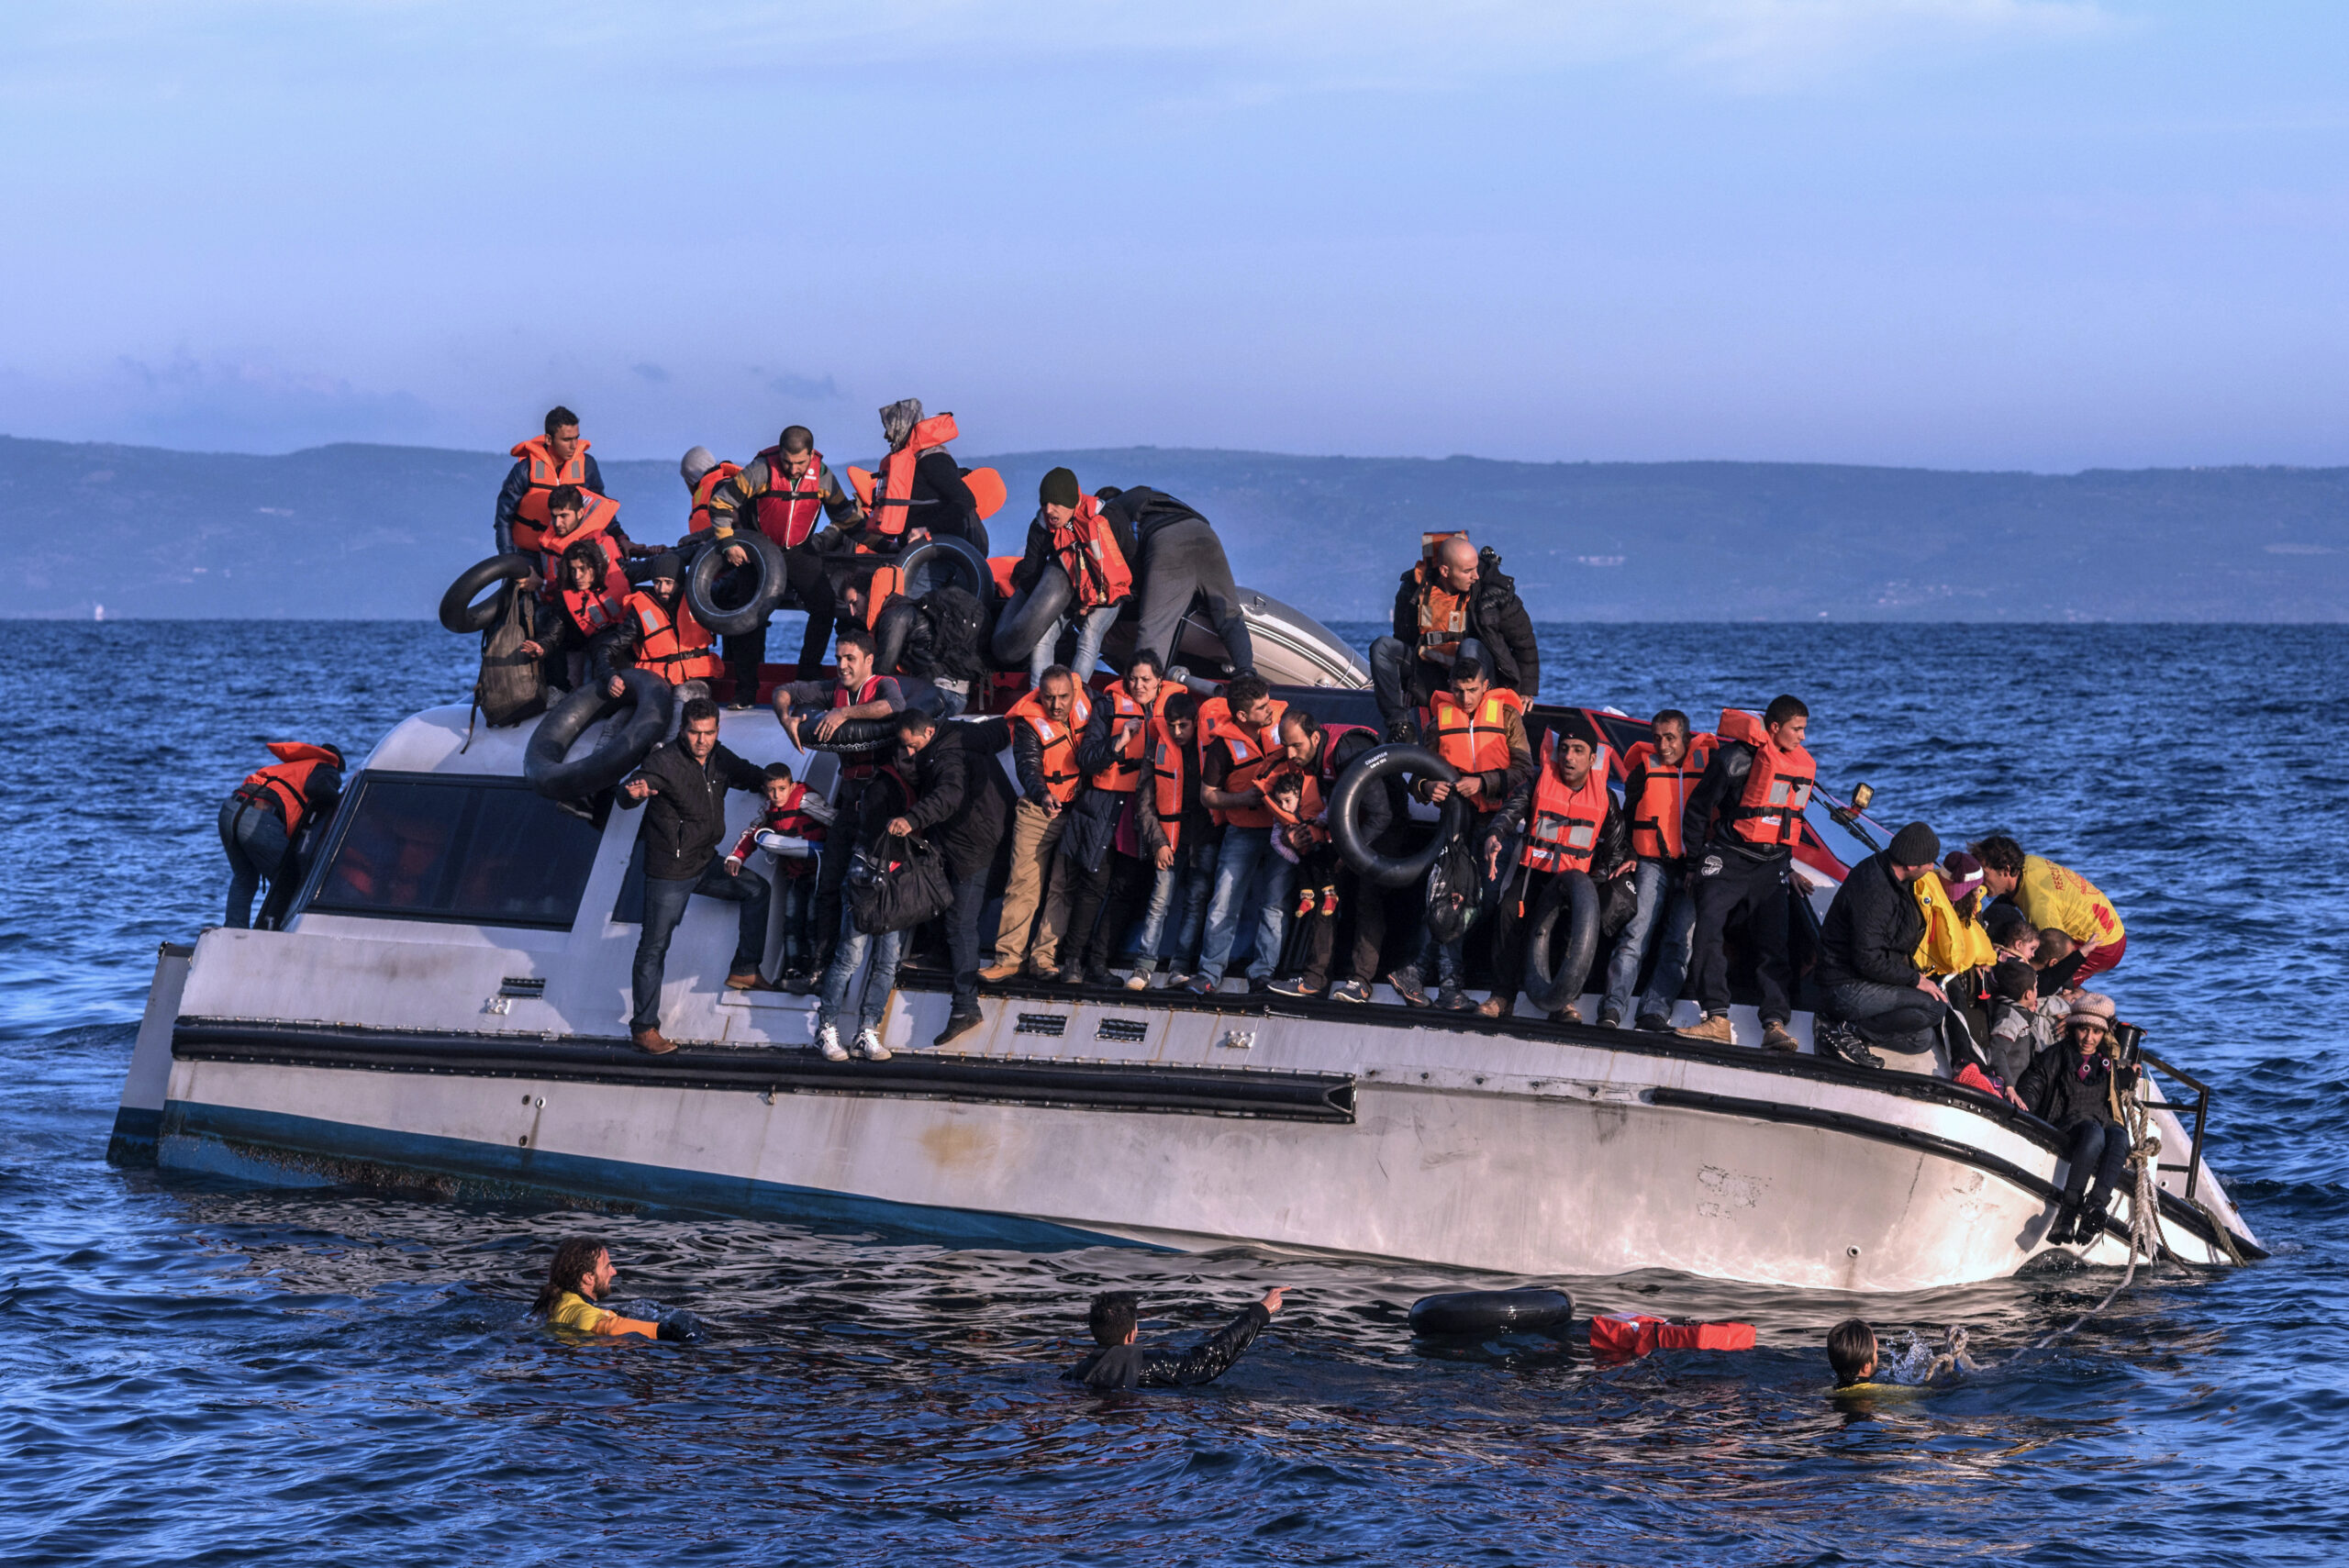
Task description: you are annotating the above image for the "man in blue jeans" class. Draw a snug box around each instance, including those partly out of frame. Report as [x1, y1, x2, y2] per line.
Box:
[1130, 693, 1216, 985]
[1602, 710, 1712, 1030]
[617, 697, 771, 1054]
[815, 760, 916, 1063]
[1186, 676, 1291, 995]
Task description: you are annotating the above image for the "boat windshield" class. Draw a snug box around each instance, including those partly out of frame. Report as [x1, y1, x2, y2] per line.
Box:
[298, 772, 603, 930]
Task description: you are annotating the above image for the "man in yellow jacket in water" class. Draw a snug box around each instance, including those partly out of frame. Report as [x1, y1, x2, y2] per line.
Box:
[532, 1239, 662, 1339]
[1968, 835, 2125, 992]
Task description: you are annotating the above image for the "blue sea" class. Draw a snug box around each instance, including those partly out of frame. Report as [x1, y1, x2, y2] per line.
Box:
[3, 620, 2344, 1566]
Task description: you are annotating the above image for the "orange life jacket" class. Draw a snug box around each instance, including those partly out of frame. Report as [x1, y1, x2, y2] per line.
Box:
[1421, 688, 1520, 812]
[1717, 707, 1816, 850]
[1147, 710, 1193, 851]
[852, 414, 959, 540]
[828, 673, 893, 779]
[625, 590, 721, 684]
[561, 581, 627, 639]
[1411, 531, 1473, 662]
[685, 461, 741, 536]
[862, 563, 907, 629]
[1521, 733, 1613, 874]
[750, 448, 832, 550]
[1085, 681, 1157, 793]
[236, 742, 340, 837]
[1204, 697, 1290, 828]
[507, 434, 600, 550]
[1620, 732, 1717, 862]
[987, 556, 1020, 601]
[1588, 1314, 1756, 1358]
[1007, 684, 1095, 804]
[1262, 769, 1330, 851]
[1052, 494, 1135, 611]
[533, 495, 627, 601]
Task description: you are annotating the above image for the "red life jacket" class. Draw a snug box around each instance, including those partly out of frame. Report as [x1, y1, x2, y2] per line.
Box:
[849, 414, 959, 540]
[986, 556, 1020, 602]
[1204, 697, 1290, 828]
[1147, 710, 1193, 851]
[1085, 680, 1158, 793]
[1411, 530, 1473, 662]
[507, 434, 600, 550]
[862, 563, 907, 629]
[1620, 732, 1717, 862]
[751, 448, 832, 550]
[1522, 733, 1613, 874]
[829, 673, 892, 780]
[1718, 707, 1817, 849]
[561, 581, 627, 639]
[1007, 684, 1095, 805]
[1420, 688, 1521, 812]
[685, 460, 742, 535]
[236, 742, 340, 836]
[533, 496, 627, 601]
[1588, 1313, 1756, 1359]
[1052, 494, 1135, 611]
[625, 590, 721, 684]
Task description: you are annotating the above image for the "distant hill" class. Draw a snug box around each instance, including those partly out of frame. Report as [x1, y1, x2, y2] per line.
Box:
[3, 435, 2343, 621]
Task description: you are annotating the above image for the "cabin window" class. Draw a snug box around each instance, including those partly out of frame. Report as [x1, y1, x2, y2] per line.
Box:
[298, 772, 604, 929]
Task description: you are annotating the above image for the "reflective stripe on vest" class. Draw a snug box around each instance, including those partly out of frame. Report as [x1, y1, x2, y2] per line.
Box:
[1718, 708, 1815, 849]
[508, 434, 595, 548]
[1052, 495, 1135, 611]
[1148, 715, 1190, 851]
[534, 497, 627, 600]
[1008, 685, 1095, 804]
[1423, 689, 1519, 810]
[751, 448, 830, 549]
[1204, 697, 1290, 828]
[1086, 682, 1155, 792]
[562, 583, 626, 638]
[627, 591, 722, 684]
[1415, 568, 1469, 663]
[1621, 734, 1715, 861]
[1522, 734, 1612, 874]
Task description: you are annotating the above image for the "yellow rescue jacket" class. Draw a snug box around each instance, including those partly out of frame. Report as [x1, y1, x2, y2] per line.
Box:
[1913, 873, 1996, 977]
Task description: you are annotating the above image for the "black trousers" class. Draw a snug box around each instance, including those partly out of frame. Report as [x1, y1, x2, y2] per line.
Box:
[1066, 849, 1153, 974]
[945, 868, 989, 1014]
[1296, 866, 1389, 989]
[722, 543, 838, 694]
[1689, 847, 1794, 1023]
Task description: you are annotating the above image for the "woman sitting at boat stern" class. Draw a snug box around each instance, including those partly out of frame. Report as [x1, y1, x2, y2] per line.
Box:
[2016, 994, 2136, 1244]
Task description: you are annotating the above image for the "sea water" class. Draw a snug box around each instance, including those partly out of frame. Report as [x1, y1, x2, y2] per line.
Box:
[2, 620, 2343, 1565]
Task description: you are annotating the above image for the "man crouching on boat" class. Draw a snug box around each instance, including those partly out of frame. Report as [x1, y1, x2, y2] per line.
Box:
[617, 696, 773, 1054]
[1066, 1286, 1286, 1391]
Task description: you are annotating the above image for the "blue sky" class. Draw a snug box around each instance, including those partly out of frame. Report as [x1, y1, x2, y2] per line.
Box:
[3, 1, 2345, 470]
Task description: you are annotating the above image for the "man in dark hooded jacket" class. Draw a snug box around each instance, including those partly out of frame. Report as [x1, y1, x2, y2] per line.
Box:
[1369, 534, 1540, 740]
[1063, 1287, 1286, 1392]
[886, 710, 1015, 1044]
[1814, 822, 1945, 1066]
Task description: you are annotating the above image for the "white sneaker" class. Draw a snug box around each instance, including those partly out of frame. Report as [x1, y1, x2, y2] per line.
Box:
[853, 1027, 892, 1062]
[816, 1024, 848, 1062]
[1123, 972, 1150, 991]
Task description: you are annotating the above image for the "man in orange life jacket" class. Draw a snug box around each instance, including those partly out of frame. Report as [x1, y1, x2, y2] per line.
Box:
[1007, 467, 1138, 685]
[1677, 695, 1814, 1051]
[1482, 709, 1631, 1020]
[770, 628, 906, 976]
[1130, 692, 1217, 988]
[1265, 711, 1397, 1004]
[1058, 652, 1164, 986]
[219, 741, 344, 929]
[1368, 533, 1541, 742]
[700, 426, 862, 699]
[1603, 710, 1714, 1031]
[1386, 656, 1534, 1010]
[1186, 675, 1308, 995]
[850, 398, 985, 554]
[981, 665, 1092, 982]
[495, 406, 608, 554]
[519, 541, 635, 698]
[618, 552, 722, 696]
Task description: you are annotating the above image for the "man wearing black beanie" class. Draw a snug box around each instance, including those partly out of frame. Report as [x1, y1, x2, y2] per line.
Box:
[1000, 467, 1140, 684]
[1813, 820, 1946, 1067]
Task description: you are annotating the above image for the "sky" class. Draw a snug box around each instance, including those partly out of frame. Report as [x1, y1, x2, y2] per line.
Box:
[3, 0, 2346, 472]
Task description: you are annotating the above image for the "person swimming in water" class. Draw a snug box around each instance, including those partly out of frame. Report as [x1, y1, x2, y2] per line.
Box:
[1065, 1286, 1288, 1391]
[1828, 1317, 1979, 1396]
[531, 1238, 664, 1340]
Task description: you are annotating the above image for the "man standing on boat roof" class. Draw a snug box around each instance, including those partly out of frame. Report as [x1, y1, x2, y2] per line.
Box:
[696, 428, 863, 700]
[1677, 695, 1814, 1052]
[495, 406, 608, 555]
[1368, 532, 1541, 742]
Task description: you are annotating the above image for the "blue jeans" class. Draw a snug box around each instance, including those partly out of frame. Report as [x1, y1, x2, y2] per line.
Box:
[1411, 930, 1465, 990]
[773, 873, 818, 972]
[218, 795, 293, 929]
[1197, 827, 1294, 985]
[1369, 634, 1491, 732]
[946, 869, 989, 1013]
[1136, 834, 1218, 973]
[1030, 602, 1123, 685]
[1604, 860, 1698, 1022]
[631, 855, 771, 1033]
[818, 897, 904, 1034]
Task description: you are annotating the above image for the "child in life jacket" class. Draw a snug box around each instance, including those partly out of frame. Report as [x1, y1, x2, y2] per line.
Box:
[727, 762, 835, 987]
[1263, 768, 1341, 919]
[1828, 1318, 1977, 1401]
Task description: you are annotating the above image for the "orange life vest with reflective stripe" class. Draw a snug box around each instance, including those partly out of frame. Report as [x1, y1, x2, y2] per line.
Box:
[686, 461, 742, 535]
[508, 435, 599, 550]
[533, 496, 627, 601]
[862, 563, 907, 629]
[561, 581, 627, 639]
[1620, 732, 1716, 862]
[1086, 681, 1157, 793]
[1422, 688, 1520, 812]
[1411, 531, 1473, 662]
[237, 742, 340, 836]
[1204, 697, 1290, 828]
[1148, 711, 1192, 851]
[750, 448, 832, 549]
[1052, 495, 1135, 611]
[1522, 734, 1613, 874]
[625, 590, 721, 684]
[1717, 707, 1816, 849]
[1007, 685, 1094, 804]
[853, 415, 959, 540]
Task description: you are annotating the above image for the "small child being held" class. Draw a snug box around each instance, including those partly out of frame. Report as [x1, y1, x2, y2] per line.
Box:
[1262, 766, 1340, 918]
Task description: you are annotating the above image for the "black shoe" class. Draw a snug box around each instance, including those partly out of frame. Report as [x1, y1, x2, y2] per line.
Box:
[1436, 986, 1475, 1011]
[1387, 969, 1431, 1007]
[1633, 1013, 1673, 1033]
[1328, 980, 1371, 1004]
[933, 1010, 983, 1048]
[1817, 1019, 1882, 1069]
[1598, 1010, 1622, 1029]
[1248, 976, 1273, 995]
[1266, 976, 1318, 999]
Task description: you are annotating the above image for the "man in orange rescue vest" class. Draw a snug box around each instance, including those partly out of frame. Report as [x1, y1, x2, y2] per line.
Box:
[1677, 695, 1814, 1051]
[495, 406, 608, 554]
[1602, 709, 1715, 1031]
[1368, 533, 1542, 742]
[619, 552, 723, 695]
[1184, 675, 1297, 996]
[1006, 467, 1138, 685]
[219, 741, 344, 929]
[982, 665, 1093, 981]
[1483, 709, 1630, 1021]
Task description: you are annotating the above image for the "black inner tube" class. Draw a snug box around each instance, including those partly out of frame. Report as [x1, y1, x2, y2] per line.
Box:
[1521, 868, 1602, 1015]
[871, 598, 919, 677]
[1332, 743, 1468, 889]
[1408, 1288, 1575, 1338]
[524, 668, 675, 800]
[439, 554, 534, 635]
[894, 535, 989, 603]
[685, 533, 786, 637]
[989, 561, 1074, 668]
[790, 681, 959, 755]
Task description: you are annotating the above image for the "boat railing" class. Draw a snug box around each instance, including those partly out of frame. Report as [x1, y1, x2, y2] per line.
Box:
[2134, 1044, 2213, 1204]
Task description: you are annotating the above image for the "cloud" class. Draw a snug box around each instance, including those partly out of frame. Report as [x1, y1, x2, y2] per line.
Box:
[766, 372, 841, 401]
[630, 361, 671, 384]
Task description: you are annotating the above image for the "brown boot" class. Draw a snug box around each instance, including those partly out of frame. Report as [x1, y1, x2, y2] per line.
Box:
[1676, 1013, 1736, 1045]
[1762, 1020, 1802, 1053]
[1476, 995, 1514, 1019]
[725, 970, 761, 990]
[978, 962, 1022, 983]
[1551, 1002, 1581, 1025]
[632, 1027, 676, 1055]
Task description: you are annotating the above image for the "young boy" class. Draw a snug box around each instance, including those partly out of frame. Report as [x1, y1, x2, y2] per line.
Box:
[1985, 956, 2054, 1088]
[1827, 1318, 1879, 1388]
[727, 762, 834, 988]
[1262, 767, 1341, 920]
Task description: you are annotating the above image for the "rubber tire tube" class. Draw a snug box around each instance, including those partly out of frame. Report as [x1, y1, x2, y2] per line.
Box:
[685, 532, 788, 637]
[1331, 743, 1469, 890]
[894, 534, 989, 604]
[1408, 1288, 1575, 1338]
[1521, 868, 1602, 1016]
[525, 668, 675, 801]
[791, 714, 901, 756]
[990, 561, 1074, 668]
[439, 554, 535, 635]
[871, 597, 920, 678]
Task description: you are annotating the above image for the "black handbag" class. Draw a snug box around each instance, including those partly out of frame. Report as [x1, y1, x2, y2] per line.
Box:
[847, 837, 954, 936]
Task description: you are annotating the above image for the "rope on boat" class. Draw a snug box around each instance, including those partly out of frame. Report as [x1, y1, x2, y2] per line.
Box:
[2029, 1092, 2167, 1351]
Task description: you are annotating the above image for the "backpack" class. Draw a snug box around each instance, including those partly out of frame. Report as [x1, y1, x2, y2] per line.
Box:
[848, 837, 954, 936]
[919, 584, 990, 684]
[475, 581, 545, 728]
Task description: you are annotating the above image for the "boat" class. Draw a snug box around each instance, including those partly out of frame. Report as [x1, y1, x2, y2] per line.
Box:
[110, 573, 2262, 1291]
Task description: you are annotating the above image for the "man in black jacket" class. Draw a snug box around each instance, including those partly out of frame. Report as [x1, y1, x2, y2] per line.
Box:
[888, 709, 1016, 1044]
[1269, 715, 1402, 1002]
[1063, 1287, 1286, 1392]
[1368, 534, 1541, 740]
[2015, 993, 2134, 1243]
[1814, 822, 1945, 1067]
[1676, 695, 1810, 1051]
[616, 697, 771, 1054]
[1097, 485, 1255, 675]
